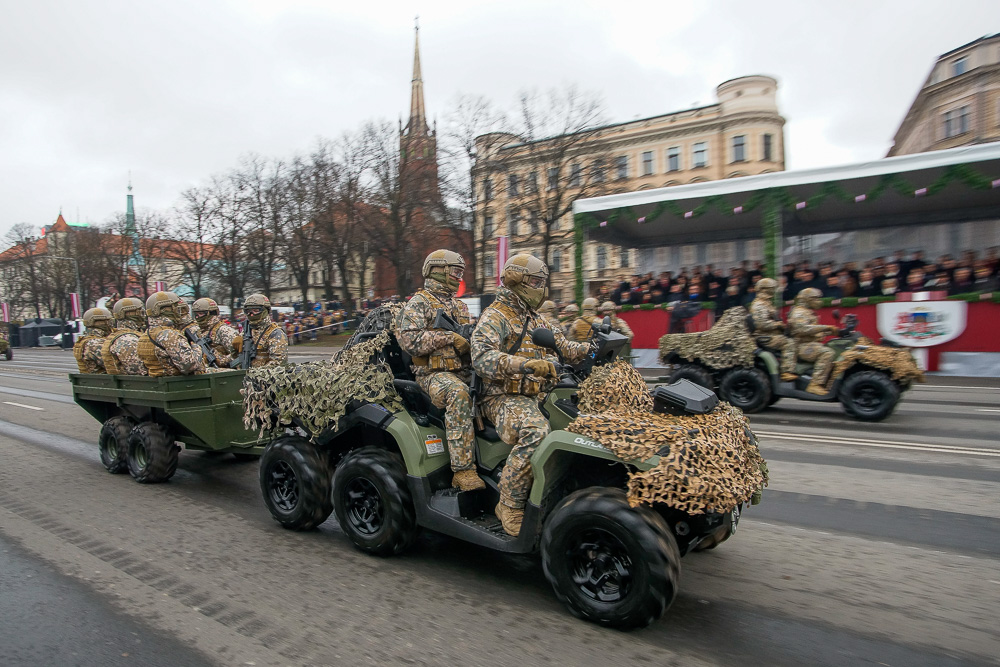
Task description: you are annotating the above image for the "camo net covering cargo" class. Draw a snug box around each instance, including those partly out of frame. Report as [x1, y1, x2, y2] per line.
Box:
[567, 360, 767, 512]
[658, 306, 758, 370]
[242, 329, 403, 437]
[831, 337, 926, 385]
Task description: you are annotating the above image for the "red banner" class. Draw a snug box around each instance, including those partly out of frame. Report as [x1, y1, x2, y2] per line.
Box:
[0, 303, 8, 322]
[153, 281, 167, 292]
[70, 293, 81, 319]
[496, 237, 509, 287]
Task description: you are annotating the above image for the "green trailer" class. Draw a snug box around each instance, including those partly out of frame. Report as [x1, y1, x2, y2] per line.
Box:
[71, 371, 265, 483]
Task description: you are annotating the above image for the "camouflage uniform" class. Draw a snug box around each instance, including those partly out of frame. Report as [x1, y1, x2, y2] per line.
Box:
[396, 279, 475, 474]
[599, 302, 634, 341]
[787, 288, 837, 394]
[101, 319, 148, 376]
[537, 301, 562, 332]
[244, 321, 288, 367]
[199, 316, 239, 367]
[138, 316, 207, 376]
[472, 286, 588, 511]
[569, 314, 599, 342]
[749, 295, 797, 377]
[73, 332, 108, 373]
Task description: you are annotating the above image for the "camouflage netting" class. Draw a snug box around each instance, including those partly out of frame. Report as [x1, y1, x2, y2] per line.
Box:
[658, 306, 758, 370]
[242, 329, 403, 437]
[831, 337, 926, 385]
[567, 360, 768, 512]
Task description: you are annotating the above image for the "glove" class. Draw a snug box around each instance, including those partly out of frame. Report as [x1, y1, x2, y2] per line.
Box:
[451, 332, 471, 356]
[523, 359, 558, 380]
[232, 335, 243, 353]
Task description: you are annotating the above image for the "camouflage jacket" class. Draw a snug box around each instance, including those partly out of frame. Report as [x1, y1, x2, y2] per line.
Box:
[749, 297, 785, 336]
[200, 316, 239, 367]
[142, 316, 206, 376]
[472, 287, 588, 398]
[246, 321, 288, 367]
[569, 315, 599, 342]
[396, 279, 471, 376]
[102, 320, 147, 375]
[610, 315, 634, 341]
[787, 306, 833, 344]
[73, 332, 108, 373]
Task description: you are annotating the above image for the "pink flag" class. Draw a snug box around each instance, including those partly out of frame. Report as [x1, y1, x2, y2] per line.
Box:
[0, 303, 9, 322]
[496, 236, 509, 287]
[154, 281, 167, 292]
[70, 293, 82, 319]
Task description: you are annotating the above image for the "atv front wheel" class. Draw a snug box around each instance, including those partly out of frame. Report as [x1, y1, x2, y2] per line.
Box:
[542, 488, 680, 629]
[332, 446, 417, 556]
[127, 422, 179, 483]
[666, 364, 714, 390]
[98, 416, 134, 474]
[839, 370, 900, 422]
[259, 436, 332, 530]
[719, 367, 772, 413]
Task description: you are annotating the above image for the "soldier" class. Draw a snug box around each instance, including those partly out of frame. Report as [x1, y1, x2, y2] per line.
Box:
[396, 250, 484, 492]
[192, 297, 239, 367]
[559, 303, 579, 336]
[101, 297, 148, 375]
[787, 287, 838, 395]
[233, 294, 288, 368]
[598, 301, 634, 342]
[569, 297, 600, 342]
[537, 300, 561, 330]
[137, 291, 206, 377]
[471, 254, 589, 536]
[749, 278, 798, 382]
[73, 307, 114, 373]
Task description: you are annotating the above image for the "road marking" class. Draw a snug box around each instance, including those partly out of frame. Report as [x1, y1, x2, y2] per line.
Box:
[755, 430, 1000, 458]
[977, 408, 1000, 413]
[2, 401, 44, 411]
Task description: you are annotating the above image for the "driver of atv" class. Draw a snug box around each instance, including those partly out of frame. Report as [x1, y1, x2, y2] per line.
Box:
[749, 278, 798, 382]
[471, 254, 589, 536]
[788, 287, 838, 395]
[396, 250, 485, 493]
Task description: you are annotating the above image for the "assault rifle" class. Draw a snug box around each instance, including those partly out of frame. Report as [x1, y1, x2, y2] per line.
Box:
[184, 326, 218, 367]
[432, 308, 474, 340]
[230, 319, 256, 369]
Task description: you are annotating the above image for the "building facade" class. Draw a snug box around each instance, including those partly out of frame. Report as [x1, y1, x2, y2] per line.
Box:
[473, 75, 786, 301]
[888, 34, 1000, 156]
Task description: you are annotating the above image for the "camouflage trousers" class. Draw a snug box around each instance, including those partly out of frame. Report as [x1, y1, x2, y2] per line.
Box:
[757, 334, 797, 374]
[417, 372, 475, 472]
[480, 394, 550, 509]
[798, 342, 835, 385]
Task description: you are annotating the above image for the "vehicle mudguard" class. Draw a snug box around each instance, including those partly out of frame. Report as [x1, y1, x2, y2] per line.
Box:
[755, 349, 779, 376]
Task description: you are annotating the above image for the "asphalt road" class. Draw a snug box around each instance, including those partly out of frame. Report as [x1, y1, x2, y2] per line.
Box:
[1, 348, 998, 666]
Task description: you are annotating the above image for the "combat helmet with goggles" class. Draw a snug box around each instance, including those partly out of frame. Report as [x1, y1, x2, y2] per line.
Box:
[501, 253, 549, 310]
[82, 307, 114, 335]
[243, 294, 272, 325]
[145, 291, 187, 326]
[112, 297, 146, 328]
[422, 249, 465, 294]
[192, 298, 220, 326]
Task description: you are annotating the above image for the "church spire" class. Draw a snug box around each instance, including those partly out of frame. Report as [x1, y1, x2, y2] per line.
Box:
[405, 18, 428, 137]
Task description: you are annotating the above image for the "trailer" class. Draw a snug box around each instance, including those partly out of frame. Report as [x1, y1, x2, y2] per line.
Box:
[71, 371, 265, 483]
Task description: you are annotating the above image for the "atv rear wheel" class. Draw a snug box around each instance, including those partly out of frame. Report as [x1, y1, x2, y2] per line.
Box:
[4, 348, 11, 361]
[839, 370, 900, 421]
[332, 446, 417, 556]
[127, 422, 179, 483]
[259, 436, 332, 530]
[98, 416, 134, 474]
[666, 364, 714, 390]
[719, 367, 772, 413]
[542, 488, 680, 629]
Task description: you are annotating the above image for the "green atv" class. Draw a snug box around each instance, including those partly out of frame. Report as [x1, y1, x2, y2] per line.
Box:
[0, 329, 11, 361]
[256, 311, 755, 629]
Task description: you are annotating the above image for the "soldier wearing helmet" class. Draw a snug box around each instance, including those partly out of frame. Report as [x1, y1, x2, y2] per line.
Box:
[73, 307, 114, 373]
[787, 287, 838, 395]
[193, 297, 238, 367]
[569, 297, 601, 342]
[136, 291, 206, 376]
[396, 249, 483, 492]
[598, 301, 634, 343]
[100, 297, 148, 375]
[232, 294, 287, 368]
[537, 300, 560, 330]
[558, 303, 579, 335]
[471, 254, 589, 536]
[750, 278, 798, 382]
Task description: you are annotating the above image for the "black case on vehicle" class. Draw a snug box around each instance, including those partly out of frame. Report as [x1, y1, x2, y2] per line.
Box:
[653, 380, 718, 415]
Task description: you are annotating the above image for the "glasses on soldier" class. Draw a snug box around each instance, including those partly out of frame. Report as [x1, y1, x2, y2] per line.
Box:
[449, 266, 464, 280]
[246, 307, 265, 316]
[525, 275, 546, 289]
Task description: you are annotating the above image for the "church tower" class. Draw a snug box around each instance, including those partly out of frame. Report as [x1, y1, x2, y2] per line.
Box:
[399, 20, 438, 200]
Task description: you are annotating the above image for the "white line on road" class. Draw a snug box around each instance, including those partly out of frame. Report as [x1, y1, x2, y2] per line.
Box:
[755, 430, 1000, 458]
[977, 408, 1000, 413]
[2, 402, 44, 411]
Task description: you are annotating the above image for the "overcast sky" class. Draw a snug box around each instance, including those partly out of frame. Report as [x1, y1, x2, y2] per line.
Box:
[2, 0, 998, 240]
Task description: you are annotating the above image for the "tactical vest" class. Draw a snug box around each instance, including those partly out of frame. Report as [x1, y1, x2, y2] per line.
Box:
[206, 321, 230, 361]
[101, 329, 136, 375]
[421, 289, 466, 372]
[73, 334, 107, 374]
[570, 315, 598, 342]
[137, 327, 170, 377]
[248, 322, 280, 367]
[491, 300, 549, 396]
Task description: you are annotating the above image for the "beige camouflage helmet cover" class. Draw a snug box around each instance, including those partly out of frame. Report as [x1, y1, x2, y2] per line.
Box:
[422, 249, 465, 278]
[562, 303, 580, 317]
[145, 291, 182, 318]
[112, 297, 145, 325]
[755, 277, 778, 298]
[538, 300, 557, 316]
[795, 287, 824, 309]
[501, 253, 548, 309]
[599, 300, 616, 315]
[581, 297, 599, 315]
[244, 293, 271, 324]
[192, 297, 220, 325]
[83, 307, 113, 330]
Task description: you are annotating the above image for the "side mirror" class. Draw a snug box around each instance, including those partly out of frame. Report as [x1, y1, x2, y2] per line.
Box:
[531, 327, 557, 351]
[832, 309, 841, 321]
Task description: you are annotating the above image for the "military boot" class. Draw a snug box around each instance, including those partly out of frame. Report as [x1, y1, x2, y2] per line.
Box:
[495, 501, 524, 537]
[452, 469, 486, 491]
[780, 372, 798, 382]
[805, 381, 827, 396]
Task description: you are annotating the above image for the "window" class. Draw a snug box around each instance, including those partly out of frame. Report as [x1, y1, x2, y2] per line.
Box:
[615, 155, 629, 180]
[732, 135, 746, 162]
[507, 174, 519, 197]
[569, 163, 582, 187]
[547, 167, 559, 190]
[485, 256, 495, 278]
[592, 160, 606, 183]
[528, 210, 539, 235]
[483, 215, 494, 238]
[596, 246, 607, 270]
[482, 178, 493, 201]
[667, 147, 680, 172]
[527, 172, 538, 194]
[552, 248, 562, 273]
[943, 106, 970, 138]
[506, 207, 519, 235]
[693, 142, 708, 168]
[641, 151, 654, 176]
[762, 134, 773, 161]
[953, 56, 968, 76]
[620, 247, 629, 268]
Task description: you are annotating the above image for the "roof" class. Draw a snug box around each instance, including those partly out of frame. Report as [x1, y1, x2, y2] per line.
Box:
[0, 227, 219, 263]
[573, 142, 1000, 248]
[49, 214, 71, 233]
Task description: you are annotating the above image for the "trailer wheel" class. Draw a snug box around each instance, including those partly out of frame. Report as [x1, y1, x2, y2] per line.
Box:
[98, 416, 134, 474]
[127, 422, 179, 483]
[259, 436, 332, 530]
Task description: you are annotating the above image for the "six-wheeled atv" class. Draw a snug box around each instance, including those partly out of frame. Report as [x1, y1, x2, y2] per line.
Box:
[661, 309, 924, 421]
[255, 312, 762, 629]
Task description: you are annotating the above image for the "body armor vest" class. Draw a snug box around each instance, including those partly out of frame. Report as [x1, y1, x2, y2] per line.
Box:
[249, 322, 280, 368]
[492, 300, 548, 396]
[137, 327, 169, 377]
[421, 289, 466, 372]
[101, 329, 135, 375]
[73, 334, 107, 373]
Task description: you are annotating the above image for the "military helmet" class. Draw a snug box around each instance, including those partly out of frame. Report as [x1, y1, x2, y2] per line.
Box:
[244, 293, 271, 325]
[192, 297, 220, 326]
[501, 254, 548, 309]
[755, 277, 778, 298]
[145, 291, 182, 318]
[112, 297, 145, 326]
[581, 297, 599, 315]
[82, 307, 113, 332]
[562, 303, 580, 317]
[538, 300, 557, 316]
[422, 249, 465, 293]
[795, 287, 824, 308]
[599, 301, 616, 315]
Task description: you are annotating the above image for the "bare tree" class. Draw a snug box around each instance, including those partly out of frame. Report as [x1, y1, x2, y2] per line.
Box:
[282, 156, 321, 309]
[205, 174, 251, 307]
[1, 223, 45, 318]
[173, 186, 219, 300]
[236, 154, 287, 298]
